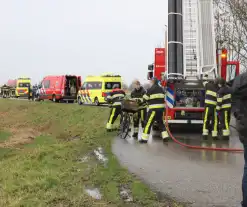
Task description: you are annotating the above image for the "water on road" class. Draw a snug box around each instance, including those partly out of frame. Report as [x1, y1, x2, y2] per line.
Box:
[112, 123, 243, 207]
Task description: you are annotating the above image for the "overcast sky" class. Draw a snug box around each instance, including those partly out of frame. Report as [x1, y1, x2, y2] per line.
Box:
[0, 0, 168, 85]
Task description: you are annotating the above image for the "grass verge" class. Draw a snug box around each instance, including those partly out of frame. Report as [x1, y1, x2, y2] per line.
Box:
[0, 99, 184, 207]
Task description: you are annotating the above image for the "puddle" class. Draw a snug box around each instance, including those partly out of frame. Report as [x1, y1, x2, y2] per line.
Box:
[119, 185, 133, 202]
[93, 147, 108, 166]
[85, 188, 102, 200]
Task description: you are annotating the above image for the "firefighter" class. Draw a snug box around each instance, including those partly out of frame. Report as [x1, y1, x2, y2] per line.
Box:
[216, 77, 232, 140]
[130, 80, 147, 138]
[202, 77, 219, 140]
[140, 77, 169, 143]
[106, 84, 126, 131]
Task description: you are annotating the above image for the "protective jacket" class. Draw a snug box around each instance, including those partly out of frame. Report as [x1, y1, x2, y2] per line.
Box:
[216, 86, 232, 111]
[131, 86, 147, 109]
[143, 84, 165, 109]
[106, 88, 125, 107]
[231, 72, 247, 142]
[204, 81, 218, 107]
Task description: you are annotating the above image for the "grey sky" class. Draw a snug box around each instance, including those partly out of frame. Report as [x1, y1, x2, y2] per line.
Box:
[0, 0, 168, 85]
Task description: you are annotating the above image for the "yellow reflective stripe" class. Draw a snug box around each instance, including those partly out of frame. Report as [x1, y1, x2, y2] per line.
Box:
[108, 108, 116, 125]
[206, 90, 217, 97]
[113, 102, 122, 106]
[205, 100, 217, 105]
[203, 107, 209, 131]
[150, 93, 165, 99]
[217, 98, 222, 102]
[223, 129, 230, 136]
[225, 110, 229, 130]
[216, 106, 221, 110]
[143, 94, 149, 100]
[112, 94, 125, 98]
[223, 94, 231, 100]
[213, 108, 218, 132]
[149, 104, 165, 109]
[144, 111, 156, 134]
[222, 104, 231, 108]
[141, 133, 149, 140]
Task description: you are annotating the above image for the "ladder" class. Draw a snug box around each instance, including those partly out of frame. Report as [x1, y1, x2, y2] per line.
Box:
[183, 0, 199, 80]
[183, 0, 217, 80]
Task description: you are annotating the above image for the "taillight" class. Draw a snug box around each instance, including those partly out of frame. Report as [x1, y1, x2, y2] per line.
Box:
[102, 92, 106, 97]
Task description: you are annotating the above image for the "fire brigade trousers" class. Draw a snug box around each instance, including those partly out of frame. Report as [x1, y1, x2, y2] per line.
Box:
[219, 109, 231, 137]
[141, 108, 169, 141]
[203, 106, 218, 137]
[133, 108, 147, 134]
[106, 106, 121, 130]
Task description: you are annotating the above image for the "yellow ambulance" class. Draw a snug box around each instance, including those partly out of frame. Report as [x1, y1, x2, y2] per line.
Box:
[15, 77, 32, 98]
[77, 73, 122, 105]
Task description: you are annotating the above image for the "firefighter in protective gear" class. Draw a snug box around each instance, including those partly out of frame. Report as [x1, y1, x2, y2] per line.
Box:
[202, 79, 219, 139]
[130, 80, 147, 139]
[106, 85, 126, 131]
[216, 78, 232, 140]
[140, 77, 169, 143]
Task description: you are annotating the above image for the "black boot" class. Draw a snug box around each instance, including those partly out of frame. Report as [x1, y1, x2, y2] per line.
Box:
[212, 136, 219, 141]
[222, 136, 229, 141]
[132, 133, 138, 139]
[139, 139, 148, 144]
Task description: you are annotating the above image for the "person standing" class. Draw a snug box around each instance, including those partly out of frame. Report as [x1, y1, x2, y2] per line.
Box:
[130, 80, 147, 138]
[216, 77, 232, 140]
[202, 78, 219, 140]
[231, 72, 247, 207]
[140, 77, 169, 143]
[105, 84, 125, 131]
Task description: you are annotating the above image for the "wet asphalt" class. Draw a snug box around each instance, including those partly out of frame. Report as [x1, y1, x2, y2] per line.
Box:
[112, 118, 244, 207]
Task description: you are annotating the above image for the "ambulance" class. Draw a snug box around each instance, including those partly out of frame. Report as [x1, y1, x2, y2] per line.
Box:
[77, 73, 122, 106]
[15, 77, 32, 98]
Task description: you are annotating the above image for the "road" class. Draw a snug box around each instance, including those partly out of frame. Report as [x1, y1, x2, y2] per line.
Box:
[112, 120, 243, 207]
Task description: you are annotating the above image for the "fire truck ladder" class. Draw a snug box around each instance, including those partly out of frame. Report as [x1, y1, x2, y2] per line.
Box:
[183, 0, 217, 81]
[183, 0, 198, 81]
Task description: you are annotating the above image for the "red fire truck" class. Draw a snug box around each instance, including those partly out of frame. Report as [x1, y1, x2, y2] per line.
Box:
[147, 48, 240, 125]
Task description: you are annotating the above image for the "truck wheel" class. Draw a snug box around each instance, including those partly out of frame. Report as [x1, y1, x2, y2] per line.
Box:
[94, 97, 100, 106]
[78, 97, 82, 105]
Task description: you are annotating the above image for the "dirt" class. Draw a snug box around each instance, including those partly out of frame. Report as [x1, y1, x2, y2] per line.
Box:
[0, 128, 40, 148]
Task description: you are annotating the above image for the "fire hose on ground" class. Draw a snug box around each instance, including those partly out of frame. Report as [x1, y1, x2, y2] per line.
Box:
[164, 103, 244, 152]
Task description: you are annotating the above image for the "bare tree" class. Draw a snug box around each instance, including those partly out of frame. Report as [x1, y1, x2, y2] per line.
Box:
[214, 0, 247, 72]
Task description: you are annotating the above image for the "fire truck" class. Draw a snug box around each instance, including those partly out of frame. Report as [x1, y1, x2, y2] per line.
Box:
[147, 0, 240, 125]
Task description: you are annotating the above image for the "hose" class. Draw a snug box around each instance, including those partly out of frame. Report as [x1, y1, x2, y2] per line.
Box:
[164, 103, 244, 152]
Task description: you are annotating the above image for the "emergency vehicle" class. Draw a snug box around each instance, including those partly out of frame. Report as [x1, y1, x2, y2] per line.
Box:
[15, 77, 32, 98]
[147, 0, 240, 125]
[38, 75, 81, 103]
[77, 73, 122, 106]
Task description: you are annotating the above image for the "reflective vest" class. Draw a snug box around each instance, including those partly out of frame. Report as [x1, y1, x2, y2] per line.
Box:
[106, 88, 125, 106]
[204, 82, 218, 107]
[143, 84, 165, 109]
[217, 86, 232, 110]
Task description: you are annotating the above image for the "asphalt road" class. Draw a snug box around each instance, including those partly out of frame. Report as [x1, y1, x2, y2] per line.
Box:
[112, 119, 243, 207]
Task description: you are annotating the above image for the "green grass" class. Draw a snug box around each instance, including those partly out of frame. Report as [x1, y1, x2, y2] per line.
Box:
[0, 99, 184, 207]
[0, 131, 11, 142]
